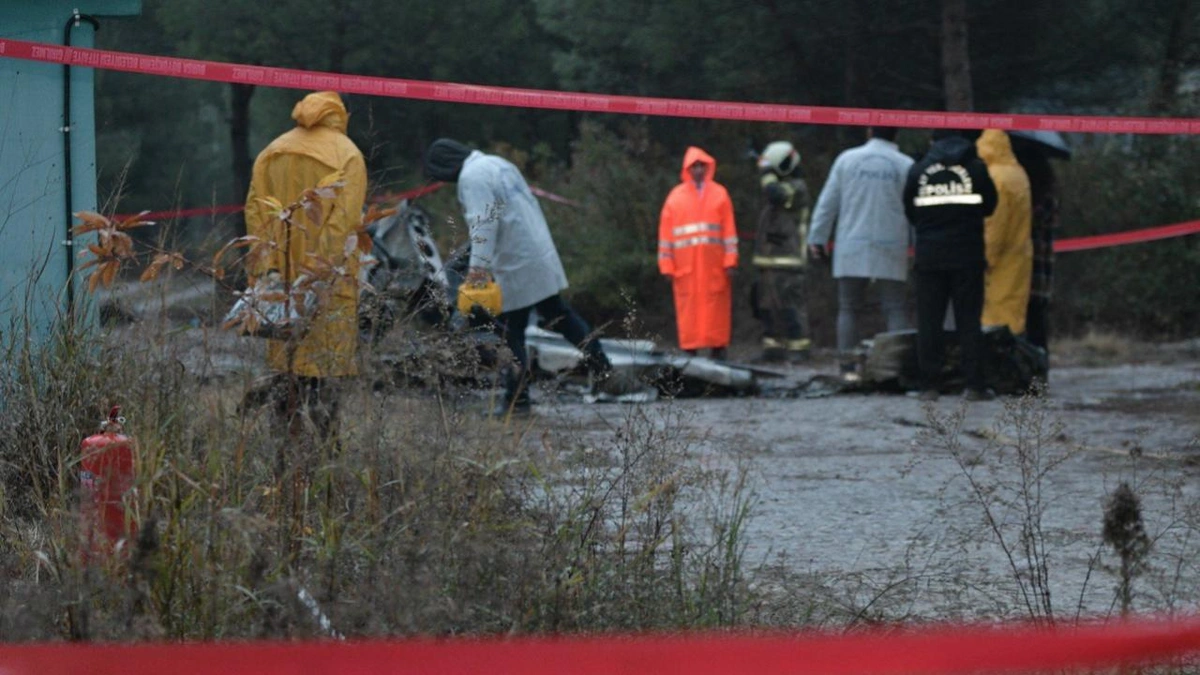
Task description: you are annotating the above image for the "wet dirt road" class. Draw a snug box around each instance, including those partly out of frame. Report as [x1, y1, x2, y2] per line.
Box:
[537, 354, 1200, 620]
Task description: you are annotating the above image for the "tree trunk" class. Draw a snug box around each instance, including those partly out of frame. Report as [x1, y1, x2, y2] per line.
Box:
[940, 0, 974, 112]
[329, 0, 348, 75]
[1147, 0, 1194, 115]
[230, 82, 256, 239]
[838, 0, 869, 146]
[762, 0, 810, 102]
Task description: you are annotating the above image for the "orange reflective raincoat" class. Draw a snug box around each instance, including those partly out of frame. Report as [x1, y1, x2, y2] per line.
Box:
[658, 147, 738, 350]
[976, 129, 1033, 335]
[245, 91, 367, 378]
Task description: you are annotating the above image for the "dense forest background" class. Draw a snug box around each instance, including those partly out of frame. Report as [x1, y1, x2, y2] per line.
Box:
[92, 0, 1200, 343]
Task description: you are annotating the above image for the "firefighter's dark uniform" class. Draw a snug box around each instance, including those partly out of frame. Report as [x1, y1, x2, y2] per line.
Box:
[753, 163, 811, 362]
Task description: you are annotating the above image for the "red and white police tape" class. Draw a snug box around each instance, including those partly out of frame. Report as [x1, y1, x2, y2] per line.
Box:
[0, 616, 1198, 675]
[117, 191, 1199, 255]
[4, 36, 1191, 250]
[2, 37, 1199, 133]
[1051, 218, 1200, 252]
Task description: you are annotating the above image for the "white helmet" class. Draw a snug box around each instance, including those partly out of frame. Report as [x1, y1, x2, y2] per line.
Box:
[757, 141, 800, 176]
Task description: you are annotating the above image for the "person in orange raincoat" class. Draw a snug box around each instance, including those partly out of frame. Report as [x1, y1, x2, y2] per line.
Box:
[658, 147, 738, 358]
[976, 129, 1033, 335]
[244, 91, 367, 439]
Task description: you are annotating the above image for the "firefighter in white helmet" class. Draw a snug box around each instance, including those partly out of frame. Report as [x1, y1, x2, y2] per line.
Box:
[752, 141, 811, 362]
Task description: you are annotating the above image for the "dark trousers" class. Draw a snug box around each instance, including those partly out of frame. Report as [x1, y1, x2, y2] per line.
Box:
[756, 268, 805, 342]
[497, 294, 610, 403]
[915, 266, 985, 391]
[1026, 296, 1050, 352]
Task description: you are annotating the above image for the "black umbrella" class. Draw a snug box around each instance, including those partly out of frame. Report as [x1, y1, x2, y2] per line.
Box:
[1008, 129, 1072, 160]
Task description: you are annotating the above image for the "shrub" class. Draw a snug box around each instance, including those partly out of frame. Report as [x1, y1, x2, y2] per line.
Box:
[0, 312, 758, 639]
[1055, 136, 1200, 338]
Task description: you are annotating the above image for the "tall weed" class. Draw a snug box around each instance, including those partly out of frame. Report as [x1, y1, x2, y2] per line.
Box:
[0, 310, 758, 640]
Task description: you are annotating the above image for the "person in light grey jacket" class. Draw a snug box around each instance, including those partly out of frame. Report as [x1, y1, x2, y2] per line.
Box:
[807, 127, 915, 380]
[424, 138, 612, 415]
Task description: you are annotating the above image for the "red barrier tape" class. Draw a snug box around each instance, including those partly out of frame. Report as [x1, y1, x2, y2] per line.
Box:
[113, 193, 1200, 254]
[1052, 219, 1200, 252]
[0, 618, 1197, 675]
[530, 186, 583, 207]
[125, 204, 245, 222]
[2, 38, 1198, 134]
[368, 182, 448, 204]
[111, 182, 589, 221]
[115, 184, 444, 221]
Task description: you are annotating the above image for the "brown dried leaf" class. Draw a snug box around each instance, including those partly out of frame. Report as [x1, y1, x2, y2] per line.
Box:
[212, 236, 260, 268]
[139, 264, 162, 283]
[116, 211, 155, 230]
[100, 260, 120, 287]
[311, 182, 344, 200]
[363, 204, 397, 225]
[111, 231, 135, 258]
[139, 253, 172, 282]
[302, 199, 323, 228]
[72, 211, 111, 234]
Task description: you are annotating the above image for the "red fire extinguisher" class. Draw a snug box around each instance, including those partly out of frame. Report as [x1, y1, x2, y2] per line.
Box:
[79, 405, 137, 555]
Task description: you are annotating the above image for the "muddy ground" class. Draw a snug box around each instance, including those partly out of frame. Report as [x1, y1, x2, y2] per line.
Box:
[103, 278, 1200, 621]
[535, 343, 1200, 621]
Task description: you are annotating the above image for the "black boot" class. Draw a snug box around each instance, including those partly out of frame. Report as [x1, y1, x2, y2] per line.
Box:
[489, 367, 532, 418]
[489, 394, 531, 418]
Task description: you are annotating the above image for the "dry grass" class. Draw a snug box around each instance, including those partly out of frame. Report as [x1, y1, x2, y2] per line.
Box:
[1052, 329, 1136, 367]
[0, 309, 760, 641]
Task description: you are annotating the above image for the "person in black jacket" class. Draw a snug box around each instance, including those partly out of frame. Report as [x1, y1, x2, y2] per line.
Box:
[903, 129, 998, 401]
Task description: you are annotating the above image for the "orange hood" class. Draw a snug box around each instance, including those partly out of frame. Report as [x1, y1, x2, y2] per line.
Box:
[680, 146, 717, 183]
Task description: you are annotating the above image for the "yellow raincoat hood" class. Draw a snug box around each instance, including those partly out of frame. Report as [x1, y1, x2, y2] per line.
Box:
[292, 91, 349, 132]
[976, 129, 1033, 335]
[977, 128, 1018, 167]
[680, 146, 717, 183]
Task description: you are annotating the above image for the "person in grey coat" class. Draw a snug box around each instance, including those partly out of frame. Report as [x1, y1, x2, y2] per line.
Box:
[423, 138, 612, 416]
[807, 127, 914, 380]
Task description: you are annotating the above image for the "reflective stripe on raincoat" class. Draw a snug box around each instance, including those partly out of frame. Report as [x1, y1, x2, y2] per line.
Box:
[245, 91, 367, 378]
[976, 129, 1033, 335]
[658, 147, 738, 350]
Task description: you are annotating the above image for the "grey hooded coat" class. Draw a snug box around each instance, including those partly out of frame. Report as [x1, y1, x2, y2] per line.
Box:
[458, 151, 569, 312]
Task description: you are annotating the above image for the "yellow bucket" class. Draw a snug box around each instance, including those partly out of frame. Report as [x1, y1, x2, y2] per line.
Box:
[456, 280, 503, 317]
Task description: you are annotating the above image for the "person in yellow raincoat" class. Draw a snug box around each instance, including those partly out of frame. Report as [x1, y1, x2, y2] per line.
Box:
[976, 129, 1033, 335]
[244, 91, 367, 437]
[658, 147, 738, 359]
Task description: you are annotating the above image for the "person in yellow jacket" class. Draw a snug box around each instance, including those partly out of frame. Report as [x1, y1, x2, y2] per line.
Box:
[244, 91, 367, 437]
[976, 129, 1033, 335]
